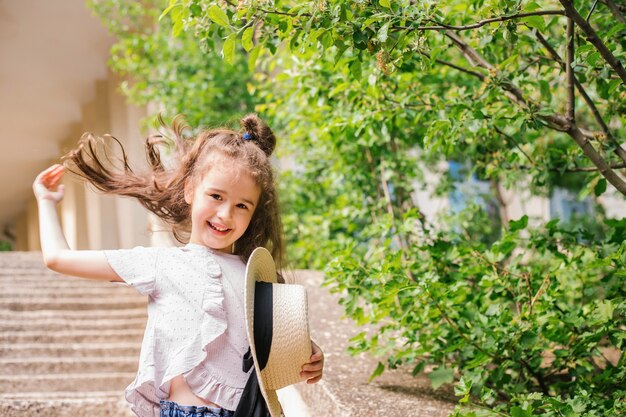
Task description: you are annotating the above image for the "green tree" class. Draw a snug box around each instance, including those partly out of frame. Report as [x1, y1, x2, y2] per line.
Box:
[95, 0, 626, 415]
[89, 0, 257, 128]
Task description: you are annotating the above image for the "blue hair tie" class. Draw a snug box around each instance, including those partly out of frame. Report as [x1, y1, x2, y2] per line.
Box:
[243, 132, 251, 140]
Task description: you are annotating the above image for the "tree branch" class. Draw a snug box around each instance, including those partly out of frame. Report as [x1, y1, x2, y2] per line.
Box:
[558, 0, 626, 85]
[258, 8, 311, 18]
[444, 31, 531, 110]
[394, 10, 565, 32]
[494, 126, 535, 165]
[491, 179, 510, 225]
[551, 113, 626, 194]
[534, 31, 626, 164]
[417, 49, 487, 80]
[512, 162, 626, 172]
[586, 0, 601, 21]
[566, 17, 575, 125]
[440, 30, 626, 195]
[519, 356, 551, 396]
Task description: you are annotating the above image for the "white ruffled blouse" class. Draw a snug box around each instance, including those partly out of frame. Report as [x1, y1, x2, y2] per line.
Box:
[104, 243, 252, 417]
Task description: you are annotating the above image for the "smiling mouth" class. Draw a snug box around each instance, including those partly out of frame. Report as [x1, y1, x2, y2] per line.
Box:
[208, 221, 231, 233]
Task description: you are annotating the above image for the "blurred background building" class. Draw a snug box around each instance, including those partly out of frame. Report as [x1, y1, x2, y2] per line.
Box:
[0, 0, 170, 252]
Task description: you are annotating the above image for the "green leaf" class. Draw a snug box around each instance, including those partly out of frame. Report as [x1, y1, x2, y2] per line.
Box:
[511, 406, 533, 417]
[369, 361, 385, 382]
[606, 218, 626, 244]
[171, 5, 184, 37]
[248, 44, 261, 72]
[379, 0, 391, 8]
[411, 361, 426, 376]
[524, 15, 545, 31]
[493, 240, 516, 256]
[159, 2, 181, 21]
[242, 26, 255, 52]
[539, 80, 552, 102]
[608, 79, 622, 95]
[604, 23, 626, 39]
[594, 178, 607, 196]
[586, 52, 601, 67]
[595, 300, 614, 323]
[189, 4, 202, 17]
[377, 22, 390, 43]
[208, 5, 230, 27]
[428, 367, 454, 390]
[454, 376, 472, 398]
[222, 35, 236, 64]
[349, 59, 362, 80]
[524, 1, 542, 12]
[321, 31, 333, 50]
[509, 215, 528, 232]
[519, 331, 538, 348]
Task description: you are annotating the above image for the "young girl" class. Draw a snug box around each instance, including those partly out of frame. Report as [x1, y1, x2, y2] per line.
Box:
[32, 114, 324, 417]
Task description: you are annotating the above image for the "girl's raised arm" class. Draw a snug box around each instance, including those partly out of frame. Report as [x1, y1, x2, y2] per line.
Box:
[33, 164, 123, 283]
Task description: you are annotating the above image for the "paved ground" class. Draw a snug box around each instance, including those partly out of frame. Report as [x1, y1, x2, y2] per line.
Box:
[291, 270, 456, 417]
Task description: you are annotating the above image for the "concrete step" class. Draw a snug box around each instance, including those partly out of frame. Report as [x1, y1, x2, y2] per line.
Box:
[0, 342, 140, 358]
[0, 307, 147, 320]
[0, 317, 147, 331]
[0, 297, 146, 311]
[0, 397, 134, 417]
[0, 262, 58, 279]
[0, 273, 115, 282]
[0, 262, 47, 269]
[0, 277, 126, 288]
[0, 287, 139, 298]
[0, 329, 143, 344]
[0, 356, 138, 374]
[0, 373, 136, 393]
[0, 253, 142, 416]
[0, 391, 123, 401]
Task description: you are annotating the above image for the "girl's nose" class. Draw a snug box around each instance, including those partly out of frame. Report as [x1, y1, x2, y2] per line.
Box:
[217, 204, 233, 221]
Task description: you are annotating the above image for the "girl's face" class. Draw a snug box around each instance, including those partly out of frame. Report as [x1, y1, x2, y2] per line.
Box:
[185, 158, 261, 254]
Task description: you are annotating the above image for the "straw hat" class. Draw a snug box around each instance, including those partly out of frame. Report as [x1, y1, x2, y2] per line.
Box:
[244, 247, 312, 417]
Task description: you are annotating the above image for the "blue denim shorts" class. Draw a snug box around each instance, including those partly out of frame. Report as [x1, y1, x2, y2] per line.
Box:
[159, 400, 235, 417]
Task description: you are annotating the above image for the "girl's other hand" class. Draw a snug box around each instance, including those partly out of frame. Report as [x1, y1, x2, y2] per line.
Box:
[33, 164, 65, 204]
[300, 340, 324, 384]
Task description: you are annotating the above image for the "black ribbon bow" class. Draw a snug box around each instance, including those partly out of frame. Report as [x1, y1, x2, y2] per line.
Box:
[233, 348, 270, 417]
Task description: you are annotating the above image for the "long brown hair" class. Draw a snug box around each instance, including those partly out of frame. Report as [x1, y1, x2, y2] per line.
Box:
[62, 114, 285, 268]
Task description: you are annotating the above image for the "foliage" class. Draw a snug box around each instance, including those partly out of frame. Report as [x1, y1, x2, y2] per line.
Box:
[94, 0, 626, 415]
[165, 0, 626, 195]
[88, 0, 256, 129]
[165, 0, 626, 414]
[327, 213, 626, 416]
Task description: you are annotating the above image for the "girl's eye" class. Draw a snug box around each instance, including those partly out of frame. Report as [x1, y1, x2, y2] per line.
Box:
[236, 203, 248, 210]
[210, 194, 222, 201]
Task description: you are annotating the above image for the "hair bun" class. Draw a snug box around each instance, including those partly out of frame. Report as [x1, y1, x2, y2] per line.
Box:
[240, 114, 276, 157]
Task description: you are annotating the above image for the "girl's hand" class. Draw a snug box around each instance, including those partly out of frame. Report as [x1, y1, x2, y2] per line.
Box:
[33, 164, 65, 204]
[301, 340, 324, 384]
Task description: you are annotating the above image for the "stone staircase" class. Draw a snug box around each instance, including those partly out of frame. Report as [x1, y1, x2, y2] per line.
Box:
[0, 252, 145, 417]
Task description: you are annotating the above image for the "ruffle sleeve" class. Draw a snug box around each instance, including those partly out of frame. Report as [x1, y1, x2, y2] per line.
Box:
[104, 246, 160, 296]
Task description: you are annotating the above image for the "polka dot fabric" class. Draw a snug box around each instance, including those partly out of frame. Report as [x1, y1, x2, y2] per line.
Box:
[104, 244, 252, 417]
